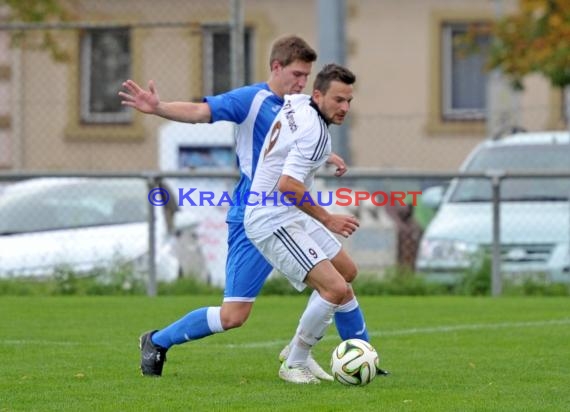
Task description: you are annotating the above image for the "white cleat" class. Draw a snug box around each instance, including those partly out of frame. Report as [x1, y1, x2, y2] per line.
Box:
[279, 345, 334, 382]
[278, 362, 320, 384]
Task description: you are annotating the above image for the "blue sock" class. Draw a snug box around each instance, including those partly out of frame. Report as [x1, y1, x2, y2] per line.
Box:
[334, 298, 369, 342]
[151, 306, 224, 349]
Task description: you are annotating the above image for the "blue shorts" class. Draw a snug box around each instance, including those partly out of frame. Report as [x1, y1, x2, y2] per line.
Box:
[223, 221, 273, 301]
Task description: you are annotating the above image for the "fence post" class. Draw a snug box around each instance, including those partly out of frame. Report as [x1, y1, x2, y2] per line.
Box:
[145, 174, 158, 297]
[488, 170, 505, 296]
[230, 0, 244, 89]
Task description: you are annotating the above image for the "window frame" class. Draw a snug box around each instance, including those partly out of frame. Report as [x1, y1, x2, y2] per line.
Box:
[80, 28, 132, 124]
[427, 11, 493, 136]
[441, 22, 490, 121]
[201, 24, 253, 96]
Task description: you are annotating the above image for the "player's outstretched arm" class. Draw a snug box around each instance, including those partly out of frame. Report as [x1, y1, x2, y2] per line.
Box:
[278, 175, 359, 238]
[119, 79, 211, 123]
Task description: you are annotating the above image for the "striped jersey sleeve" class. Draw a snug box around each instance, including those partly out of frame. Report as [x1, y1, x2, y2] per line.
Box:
[281, 106, 330, 185]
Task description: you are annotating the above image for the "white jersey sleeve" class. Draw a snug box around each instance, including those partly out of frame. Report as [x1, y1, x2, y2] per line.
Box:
[244, 94, 331, 240]
[281, 103, 330, 187]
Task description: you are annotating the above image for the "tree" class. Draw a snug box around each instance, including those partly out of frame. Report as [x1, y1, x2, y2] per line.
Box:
[483, 0, 570, 90]
[0, 0, 75, 61]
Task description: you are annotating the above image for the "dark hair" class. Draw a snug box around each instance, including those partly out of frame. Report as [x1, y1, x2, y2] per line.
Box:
[313, 63, 356, 93]
[269, 35, 317, 68]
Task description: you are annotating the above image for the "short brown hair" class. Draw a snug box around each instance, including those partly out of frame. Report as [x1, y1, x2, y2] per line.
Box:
[313, 63, 356, 93]
[269, 35, 317, 68]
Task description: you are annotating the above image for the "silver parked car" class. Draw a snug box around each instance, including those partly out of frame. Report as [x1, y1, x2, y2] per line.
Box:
[0, 178, 203, 282]
[416, 131, 570, 284]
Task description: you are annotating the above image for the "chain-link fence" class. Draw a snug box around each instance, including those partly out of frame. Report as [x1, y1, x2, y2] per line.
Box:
[0, 0, 242, 295]
[0, 1, 569, 295]
[0, 0, 566, 173]
[0, 0, 241, 171]
[1, 170, 569, 296]
[353, 104, 568, 171]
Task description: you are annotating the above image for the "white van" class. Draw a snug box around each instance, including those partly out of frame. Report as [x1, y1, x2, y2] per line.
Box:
[416, 131, 570, 284]
[159, 121, 237, 286]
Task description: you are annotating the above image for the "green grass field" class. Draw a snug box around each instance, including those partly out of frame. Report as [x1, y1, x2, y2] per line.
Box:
[1, 295, 569, 411]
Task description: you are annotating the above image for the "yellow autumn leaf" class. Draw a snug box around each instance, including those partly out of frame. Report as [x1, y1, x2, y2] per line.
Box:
[549, 14, 563, 27]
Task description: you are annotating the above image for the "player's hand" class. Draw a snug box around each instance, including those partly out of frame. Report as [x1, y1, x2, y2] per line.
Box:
[325, 214, 360, 238]
[327, 153, 348, 177]
[119, 79, 160, 114]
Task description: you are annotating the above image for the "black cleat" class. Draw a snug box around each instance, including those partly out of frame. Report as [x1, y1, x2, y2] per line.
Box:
[139, 330, 167, 376]
[377, 367, 390, 377]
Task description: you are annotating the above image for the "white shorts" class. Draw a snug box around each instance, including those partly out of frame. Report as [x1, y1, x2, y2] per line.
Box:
[250, 218, 341, 291]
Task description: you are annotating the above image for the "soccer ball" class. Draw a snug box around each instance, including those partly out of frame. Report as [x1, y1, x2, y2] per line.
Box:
[330, 339, 379, 386]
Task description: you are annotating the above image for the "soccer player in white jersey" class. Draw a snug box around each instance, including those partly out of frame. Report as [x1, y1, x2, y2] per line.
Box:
[119, 36, 370, 380]
[245, 64, 378, 384]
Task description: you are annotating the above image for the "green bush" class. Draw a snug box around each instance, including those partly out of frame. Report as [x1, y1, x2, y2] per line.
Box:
[0, 262, 568, 297]
[454, 257, 492, 296]
[353, 266, 450, 296]
[0, 277, 53, 296]
[157, 277, 222, 295]
[50, 263, 147, 296]
[259, 266, 451, 296]
[503, 276, 570, 296]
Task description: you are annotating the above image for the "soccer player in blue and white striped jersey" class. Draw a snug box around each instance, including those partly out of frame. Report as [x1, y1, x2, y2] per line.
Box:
[119, 35, 370, 380]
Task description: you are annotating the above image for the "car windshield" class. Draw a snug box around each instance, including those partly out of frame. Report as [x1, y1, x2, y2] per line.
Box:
[450, 144, 570, 202]
[0, 179, 149, 235]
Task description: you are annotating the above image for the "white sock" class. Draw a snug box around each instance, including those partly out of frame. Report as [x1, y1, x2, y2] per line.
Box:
[286, 293, 337, 367]
[336, 295, 359, 313]
[285, 336, 311, 368]
[206, 306, 224, 333]
[287, 290, 332, 348]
